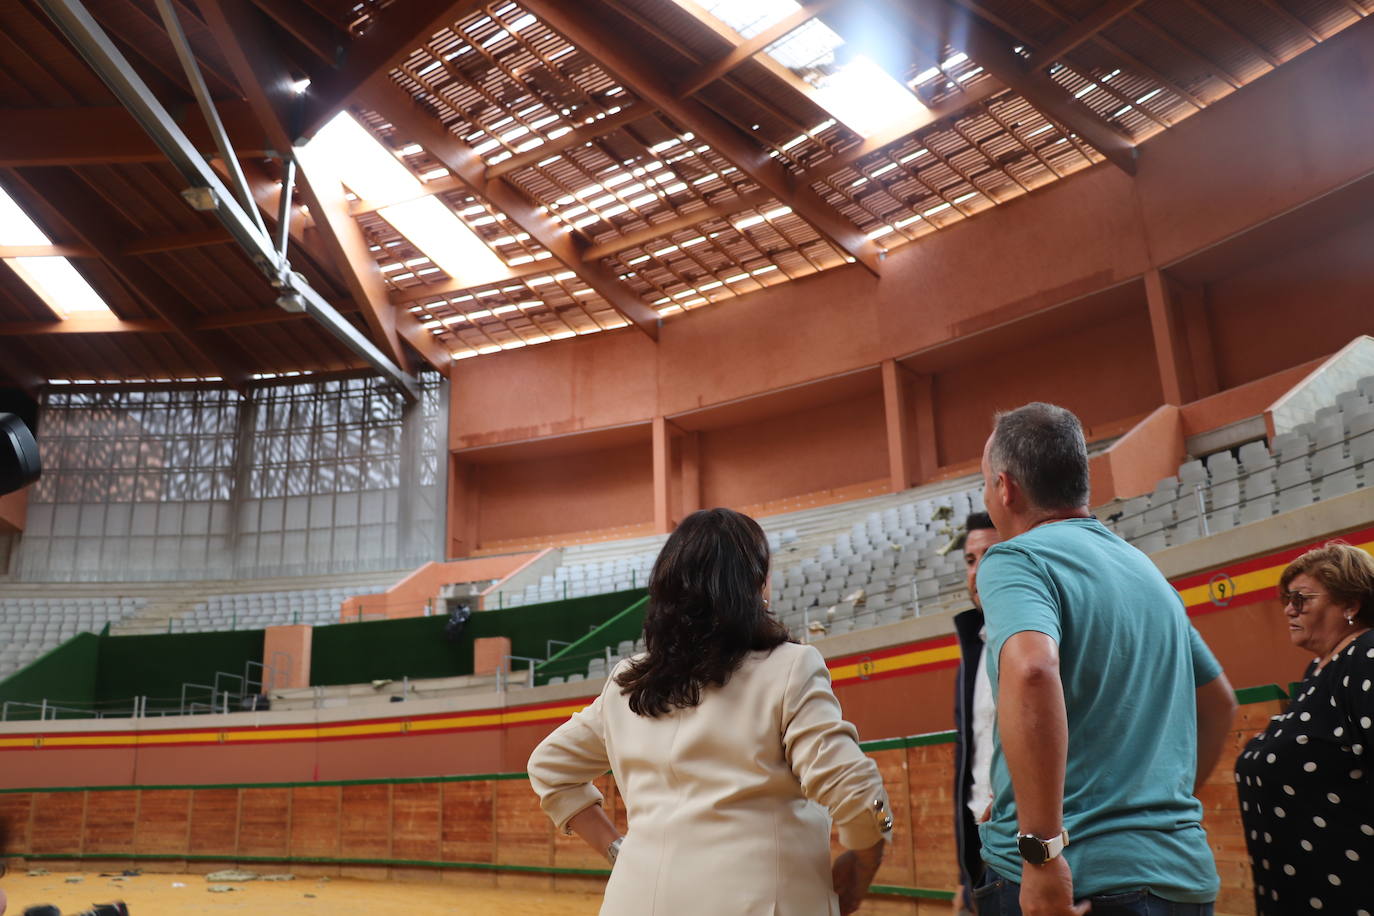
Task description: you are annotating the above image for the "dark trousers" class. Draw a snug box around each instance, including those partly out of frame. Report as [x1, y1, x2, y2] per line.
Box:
[973, 870, 1214, 916]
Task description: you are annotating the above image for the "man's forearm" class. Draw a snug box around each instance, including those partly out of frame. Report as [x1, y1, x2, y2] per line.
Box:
[997, 632, 1068, 838]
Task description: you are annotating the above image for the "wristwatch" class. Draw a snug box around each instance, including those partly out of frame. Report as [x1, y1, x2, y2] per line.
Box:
[606, 836, 624, 866]
[1016, 830, 1069, 865]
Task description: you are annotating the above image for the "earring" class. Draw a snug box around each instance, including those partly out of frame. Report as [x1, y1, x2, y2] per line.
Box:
[1348, 616, 1356, 626]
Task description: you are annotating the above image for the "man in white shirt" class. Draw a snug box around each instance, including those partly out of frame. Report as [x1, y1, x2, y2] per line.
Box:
[952, 511, 1001, 914]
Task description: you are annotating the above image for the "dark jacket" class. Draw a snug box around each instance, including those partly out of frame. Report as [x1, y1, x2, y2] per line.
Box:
[952, 607, 985, 910]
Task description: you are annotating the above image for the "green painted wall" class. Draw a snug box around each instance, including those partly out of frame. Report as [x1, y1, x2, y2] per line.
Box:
[309, 589, 645, 686]
[0, 633, 100, 720]
[95, 629, 266, 714]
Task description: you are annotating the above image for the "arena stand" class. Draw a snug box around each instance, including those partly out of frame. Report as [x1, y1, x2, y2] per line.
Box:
[1, 346, 1372, 913]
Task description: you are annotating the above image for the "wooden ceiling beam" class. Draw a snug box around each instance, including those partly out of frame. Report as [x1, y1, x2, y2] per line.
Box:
[358, 78, 662, 339]
[0, 315, 173, 335]
[887, 0, 1137, 174]
[385, 260, 568, 306]
[245, 0, 349, 65]
[523, 0, 882, 273]
[1026, 0, 1147, 68]
[296, 0, 485, 142]
[486, 105, 653, 180]
[582, 188, 775, 261]
[675, 0, 842, 98]
[4, 168, 254, 388]
[122, 228, 234, 256]
[195, 306, 319, 329]
[0, 244, 95, 258]
[0, 101, 274, 166]
[197, 0, 449, 374]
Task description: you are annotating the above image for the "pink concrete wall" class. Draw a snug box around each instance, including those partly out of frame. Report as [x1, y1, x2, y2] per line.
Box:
[697, 393, 888, 510]
[1205, 217, 1374, 390]
[930, 304, 1163, 468]
[474, 441, 653, 544]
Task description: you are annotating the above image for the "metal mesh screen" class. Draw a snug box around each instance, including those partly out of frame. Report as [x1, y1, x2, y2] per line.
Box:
[10, 372, 446, 582]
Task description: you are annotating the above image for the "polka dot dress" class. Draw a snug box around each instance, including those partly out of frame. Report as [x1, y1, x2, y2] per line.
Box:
[1235, 629, 1374, 914]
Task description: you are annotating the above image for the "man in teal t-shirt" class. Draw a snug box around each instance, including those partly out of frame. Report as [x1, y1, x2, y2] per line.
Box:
[973, 403, 1237, 916]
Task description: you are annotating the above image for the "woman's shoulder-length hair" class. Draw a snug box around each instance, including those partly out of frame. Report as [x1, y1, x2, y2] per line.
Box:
[615, 507, 790, 717]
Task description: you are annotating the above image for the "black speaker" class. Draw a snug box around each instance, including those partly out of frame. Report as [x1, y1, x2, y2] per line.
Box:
[0, 412, 40, 496]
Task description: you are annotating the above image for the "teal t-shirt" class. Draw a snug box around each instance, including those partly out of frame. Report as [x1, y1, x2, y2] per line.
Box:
[975, 518, 1222, 902]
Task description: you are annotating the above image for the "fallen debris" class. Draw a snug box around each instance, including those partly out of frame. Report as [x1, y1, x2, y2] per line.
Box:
[207, 884, 238, 893]
[204, 869, 258, 882]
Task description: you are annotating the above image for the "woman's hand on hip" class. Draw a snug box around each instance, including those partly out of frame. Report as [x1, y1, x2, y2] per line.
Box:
[832, 839, 884, 915]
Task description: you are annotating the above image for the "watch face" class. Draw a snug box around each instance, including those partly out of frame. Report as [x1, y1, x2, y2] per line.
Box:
[1017, 834, 1048, 865]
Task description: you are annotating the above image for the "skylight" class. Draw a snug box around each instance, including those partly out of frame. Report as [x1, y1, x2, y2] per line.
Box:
[682, 1, 927, 139]
[301, 113, 509, 287]
[0, 182, 114, 318]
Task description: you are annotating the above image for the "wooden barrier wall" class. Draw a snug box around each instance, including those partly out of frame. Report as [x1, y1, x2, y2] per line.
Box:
[0, 695, 1283, 916]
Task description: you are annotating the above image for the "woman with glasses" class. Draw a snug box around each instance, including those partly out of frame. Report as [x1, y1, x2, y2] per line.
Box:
[527, 508, 891, 916]
[1234, 541, 1374, 915]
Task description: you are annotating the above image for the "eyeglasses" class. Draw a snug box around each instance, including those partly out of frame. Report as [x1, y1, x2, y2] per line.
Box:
[1282, 591, 1320, 612]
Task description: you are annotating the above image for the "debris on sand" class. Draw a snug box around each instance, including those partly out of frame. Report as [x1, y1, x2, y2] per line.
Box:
[205, 869, 258, 882]
[261, 873, 295, 881]
[28, 868, 50, 876]
[65, 876, 84, 883]
[207, 884, 238, 893]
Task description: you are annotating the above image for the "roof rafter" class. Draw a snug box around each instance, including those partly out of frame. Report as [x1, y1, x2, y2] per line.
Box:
[296, 0, 485, 142]
[524, 0, 882, 273]
[358, 78, 662, 339]
[887, 0, 1136, 174]
[245, 0, 348, 65]
[5, 167, 254, 388]
[0, 102, 272, 166]
[0, 315, 173, 335]
[582, 188, 774, 260]
[122, 228, 233, 255]
[0, 244, 95, 258]
[1026, 0, 1146, 68]
[675, 0, 842, 98]
[486, 105, 651, 180]
[196, 0, 449, 374]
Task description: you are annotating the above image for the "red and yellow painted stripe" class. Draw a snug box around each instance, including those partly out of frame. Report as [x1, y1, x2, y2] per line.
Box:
[0, 698, 588, 751]
[3, 527, 1369, 751]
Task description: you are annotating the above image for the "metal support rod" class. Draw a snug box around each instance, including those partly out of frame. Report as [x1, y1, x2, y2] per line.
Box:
[1195, 483, 1210, 537]
[30, 0, 420, 403]
[152, 0, 268, 240]
[275, 157, 296, 262]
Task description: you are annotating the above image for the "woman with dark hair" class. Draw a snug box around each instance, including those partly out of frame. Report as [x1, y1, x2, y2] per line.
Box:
[528, 508, 890, 916]
[1235, 540, 1374, 914]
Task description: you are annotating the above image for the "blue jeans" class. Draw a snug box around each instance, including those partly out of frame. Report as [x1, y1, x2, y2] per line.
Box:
[973, 870, 1213, 916]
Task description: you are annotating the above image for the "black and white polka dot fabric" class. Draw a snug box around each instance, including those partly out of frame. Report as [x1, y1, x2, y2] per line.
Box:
[1235, 629, 1374, 914]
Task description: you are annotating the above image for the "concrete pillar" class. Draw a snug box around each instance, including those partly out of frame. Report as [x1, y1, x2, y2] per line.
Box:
[652, 416, 672, 534]
[910, 372, 939, 483]
[262, 625, 312, 692]
[881, 359, 915, 493]
[1178, 282, 1219, 399]
[447, 456, 479, 558]
[1145, 268, 1194, 405]
[680, 430, 701, 517]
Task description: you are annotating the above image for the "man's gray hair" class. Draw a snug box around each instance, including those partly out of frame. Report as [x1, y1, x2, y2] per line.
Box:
[988, 402, 1090, 510]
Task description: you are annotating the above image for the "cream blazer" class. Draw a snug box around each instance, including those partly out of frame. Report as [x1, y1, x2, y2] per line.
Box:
[528, 642, 890, 916]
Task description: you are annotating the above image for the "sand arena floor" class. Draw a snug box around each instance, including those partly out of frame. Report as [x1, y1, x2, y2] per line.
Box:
[0, 870, 605, 916]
